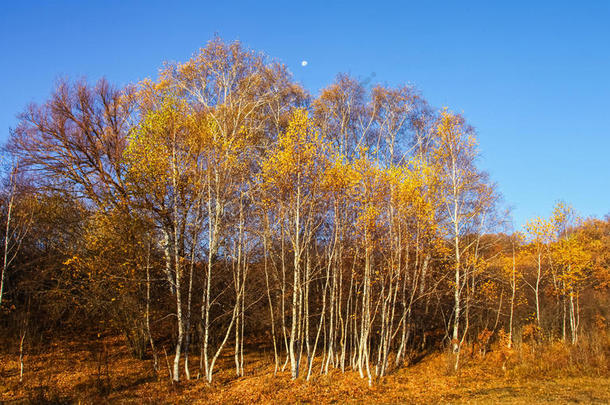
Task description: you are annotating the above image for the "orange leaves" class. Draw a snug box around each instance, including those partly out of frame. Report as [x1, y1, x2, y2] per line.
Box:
[432, 108, 478, 169]
[554, 233, 592, 291]
[525, 216, 555, 247]
[260, 109, 329, 204]
[124, 91, 194, 196]
[321, 153, 360, 197]
[430, 108, 493, 240]
[524, 203, 594, 293]
[356, 205, 381, 235]
[62, 255, 80, 267]
[479, 280, 501, 302]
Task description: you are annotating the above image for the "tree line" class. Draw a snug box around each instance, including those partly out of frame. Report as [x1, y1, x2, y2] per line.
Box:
[1, 38, 608, 385]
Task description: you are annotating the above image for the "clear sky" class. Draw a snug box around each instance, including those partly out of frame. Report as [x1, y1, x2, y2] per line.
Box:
[1, 1, 608, 228]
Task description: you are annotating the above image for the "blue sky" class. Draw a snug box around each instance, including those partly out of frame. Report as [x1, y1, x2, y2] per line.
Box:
[1, 1, 608, 228]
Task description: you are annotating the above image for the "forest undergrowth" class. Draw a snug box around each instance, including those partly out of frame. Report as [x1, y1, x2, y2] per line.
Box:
[1, 332, 609, 404]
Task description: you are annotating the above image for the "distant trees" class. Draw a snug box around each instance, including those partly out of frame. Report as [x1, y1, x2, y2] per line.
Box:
[1, 37, 608, 387]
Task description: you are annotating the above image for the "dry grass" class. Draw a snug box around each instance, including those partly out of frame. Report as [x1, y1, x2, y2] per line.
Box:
[1, 334, 609, 404]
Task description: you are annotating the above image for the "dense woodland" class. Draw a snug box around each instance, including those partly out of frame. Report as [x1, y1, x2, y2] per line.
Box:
[0, 38, 608, 391]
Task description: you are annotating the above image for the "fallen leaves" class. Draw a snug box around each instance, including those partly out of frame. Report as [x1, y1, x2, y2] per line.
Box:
[1, 335, 608, 404]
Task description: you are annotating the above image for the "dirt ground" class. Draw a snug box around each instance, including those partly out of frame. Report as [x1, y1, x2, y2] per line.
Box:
[1, 335, 609, 404]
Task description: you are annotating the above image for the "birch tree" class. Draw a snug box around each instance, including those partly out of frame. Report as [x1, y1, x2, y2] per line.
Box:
[431, 109, 495, 365]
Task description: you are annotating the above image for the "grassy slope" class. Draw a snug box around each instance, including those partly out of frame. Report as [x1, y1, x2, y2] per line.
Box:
[1, 335, 609, 404]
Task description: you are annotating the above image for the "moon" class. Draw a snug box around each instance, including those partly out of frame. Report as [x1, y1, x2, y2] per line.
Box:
[301, 60, 308, 67]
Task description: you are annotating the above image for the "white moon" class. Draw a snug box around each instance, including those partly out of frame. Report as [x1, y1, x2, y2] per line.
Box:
[301, 60, 308, 67]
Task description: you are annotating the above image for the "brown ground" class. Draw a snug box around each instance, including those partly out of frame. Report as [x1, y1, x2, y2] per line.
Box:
[1, 335, 609, 404]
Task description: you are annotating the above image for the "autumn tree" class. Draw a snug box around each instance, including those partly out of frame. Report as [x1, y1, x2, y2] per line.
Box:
[431, 109, 496, 367]
[11, 37, 610, 393]
[260, 109, 330, 379]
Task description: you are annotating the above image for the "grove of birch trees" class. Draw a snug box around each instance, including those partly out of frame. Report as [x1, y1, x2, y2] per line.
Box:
[1, 38, 608, 385]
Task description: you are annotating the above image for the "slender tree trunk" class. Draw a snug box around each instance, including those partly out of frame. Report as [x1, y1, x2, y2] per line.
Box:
[508, 242, 516, 349]
[171, 140, 183, 382]
[0, 168, 16, 308]
[535, 251, 542, 328]
[280, 224, 290, 371]
[145, 239, 159, 372]
[452, 240, 461, 354]
[184, 235, 198, 380]
[262, 224, 279, 374]
[308, 242, 332, 380]
[569, 285, 578, 344]
[290, 182, 302, 379]
[19, 323, 26, 382]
